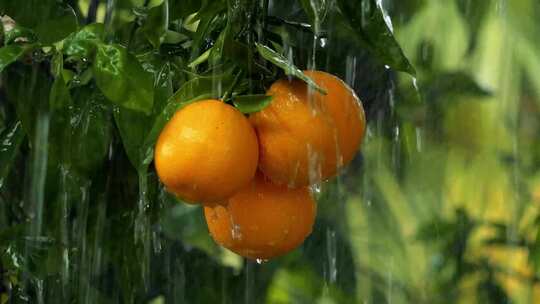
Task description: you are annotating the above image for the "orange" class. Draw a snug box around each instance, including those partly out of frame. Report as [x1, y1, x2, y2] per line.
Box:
[154, 99, 259, 204]
[249, 70, 366, 187]
[204, 173, 316, 260]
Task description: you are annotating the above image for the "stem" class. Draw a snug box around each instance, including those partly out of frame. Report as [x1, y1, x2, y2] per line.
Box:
[86, 0, 99, 24]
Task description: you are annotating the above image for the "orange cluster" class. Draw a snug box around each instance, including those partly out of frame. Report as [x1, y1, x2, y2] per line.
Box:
[154, 71, 366, 260]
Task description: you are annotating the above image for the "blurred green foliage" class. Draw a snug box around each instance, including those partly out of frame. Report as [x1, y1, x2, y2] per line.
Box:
[0, 0, 539, 303]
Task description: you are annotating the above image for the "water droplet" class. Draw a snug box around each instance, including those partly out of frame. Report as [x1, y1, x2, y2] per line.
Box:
[319, 37, 328, 48]
[310, 183, 322, 195]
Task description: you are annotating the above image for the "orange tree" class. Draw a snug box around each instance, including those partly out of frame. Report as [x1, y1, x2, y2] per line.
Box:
[0, 0, 510, 303]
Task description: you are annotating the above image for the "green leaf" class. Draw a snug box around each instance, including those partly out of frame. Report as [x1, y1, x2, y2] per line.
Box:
[207, 4, 251, 70]
[188, 1, 227, 62]
[140, 3, 169, 49]
[335, 0, 415, 74]
[93, 43, 154, 114]
[233, 94, 273, 114]
[3, 64, 51, 139]
[115, 62, 173, 170]
[141, 70, 236, 167]
[0, 0, 78, 44]
[0, 121, 25, 190]
[255, 43, 326, 94]
[0, 44, 27, 73]
[62, 23, 105, 58]
[64, 86, 112, 175]
[33, 4, 78, 45]
[163, 30, 189, 44]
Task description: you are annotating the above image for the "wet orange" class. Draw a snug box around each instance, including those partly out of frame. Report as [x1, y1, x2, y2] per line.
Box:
[250, 70, 366, 187]
[154, 99, 259, 204]
[204, 174, 316, 260]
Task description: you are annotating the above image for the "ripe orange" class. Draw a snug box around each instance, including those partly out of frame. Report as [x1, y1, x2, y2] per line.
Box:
[204, 173, 316, 260]
[154, 99, 259, 204]
[249, 70, 365, 187]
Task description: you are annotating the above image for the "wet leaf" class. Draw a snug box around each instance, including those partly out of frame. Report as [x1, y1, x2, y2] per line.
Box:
[62, 23, 105, 59]
[0, 44, 27, 73]
[335, 0, 415, 74]
[188, 1, 227, 63]
[233, 94, 272, 114]
[93, 43, 154, 114]
[64, 86, 112, 175]
[255, 43, 326, 94]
